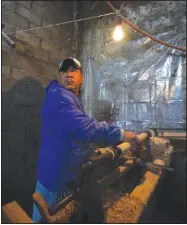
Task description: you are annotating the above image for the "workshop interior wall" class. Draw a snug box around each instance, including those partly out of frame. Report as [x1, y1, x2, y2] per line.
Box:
[2, 0, 74, 215]
[1, 0, 186, 220]
[80, 1, 186, 132]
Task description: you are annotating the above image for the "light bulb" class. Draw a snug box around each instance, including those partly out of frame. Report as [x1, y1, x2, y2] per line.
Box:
[113, 25, 124, 41]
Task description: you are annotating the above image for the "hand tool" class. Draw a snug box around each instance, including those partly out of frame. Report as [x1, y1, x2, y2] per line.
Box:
[2, 23, 15, 49]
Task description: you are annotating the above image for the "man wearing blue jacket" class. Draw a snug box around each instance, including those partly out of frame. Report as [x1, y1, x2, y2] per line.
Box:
[32, 57, 139, 222]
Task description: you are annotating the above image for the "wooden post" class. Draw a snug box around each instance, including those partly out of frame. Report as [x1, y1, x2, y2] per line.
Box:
[2, 201, 33, 223]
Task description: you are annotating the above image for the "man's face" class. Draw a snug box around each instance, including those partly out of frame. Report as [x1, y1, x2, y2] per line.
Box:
[59, 67, 84, 95]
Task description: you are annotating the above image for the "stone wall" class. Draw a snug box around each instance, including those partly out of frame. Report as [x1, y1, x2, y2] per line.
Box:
[2, 0, 74, 215]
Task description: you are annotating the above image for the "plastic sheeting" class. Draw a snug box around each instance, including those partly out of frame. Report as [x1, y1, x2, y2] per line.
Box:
[82, 1, 186, 132]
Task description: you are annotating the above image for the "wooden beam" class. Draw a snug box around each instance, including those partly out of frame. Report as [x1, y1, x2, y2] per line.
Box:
[32, 192, 75, 223]
[105, 159, 165, 223]
[2, 201, 33, 223]
[129, 160, 165, 222]
[159, 131, 186, 138]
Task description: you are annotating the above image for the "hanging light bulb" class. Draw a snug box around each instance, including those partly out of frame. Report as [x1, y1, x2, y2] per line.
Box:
[113, 25, 124, 41]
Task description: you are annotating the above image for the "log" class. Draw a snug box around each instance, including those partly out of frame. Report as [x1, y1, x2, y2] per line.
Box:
[2, 201, 33, 223]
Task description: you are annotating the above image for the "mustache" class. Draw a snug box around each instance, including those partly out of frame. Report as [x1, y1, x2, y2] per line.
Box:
[65, 77, 74, 81]
[65, 79, 75, 84]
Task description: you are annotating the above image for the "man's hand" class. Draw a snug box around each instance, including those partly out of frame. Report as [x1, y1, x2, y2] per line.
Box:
[123, 131, 140, 154]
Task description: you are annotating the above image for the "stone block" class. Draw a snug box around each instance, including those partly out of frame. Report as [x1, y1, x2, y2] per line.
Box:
[9, 78, 41, 106]
[16, 1, 31, 9]
[21, 56, 42, 75]
[2, 1, 14, 6]
[27, 106, 42, 119]
[2, 49, 40, 76]
[6, 105, 27, 120]
[12, 67, 39, 81]
[38, 74, 51, 87]
[2, 23, 17, 34]
[39, 61, 58, 77]
[41, 40, 56, 51]
[50, 34, 61, 46]
[2, 51, 21, 68]
[2, 77, 18, 92]
[51, 30, 71, 48]
[2, 98, 12, 131]
[26, 80, 44, 103]
[42, 6, 57, 23]
[30, 47, 49, 62]
[16, 32, 41, 49]
[16, 5, 41, 26]
[48, 49, 61, 64]
[12, 69, 28, 81]
[15, 40, 48, 62]
[2, 1, 17, 13]
[10, 91, 39, 107]
[30, 2, 46, 16]
[29, 23, 52, 41]
[2, 130, 26, 154]
[41, 18, 50, 26]
[8, 118, 28, 133]
[34, 1, 45, 7]
[2, 65, 11, 77]
[25, 120, 41, 140]
[15, 41, 28, 54]
[2, 11, 29, 29]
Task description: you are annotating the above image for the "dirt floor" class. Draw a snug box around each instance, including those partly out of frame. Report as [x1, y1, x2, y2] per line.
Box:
[103, 168, 146, 223]
[50, 167, 146, 223]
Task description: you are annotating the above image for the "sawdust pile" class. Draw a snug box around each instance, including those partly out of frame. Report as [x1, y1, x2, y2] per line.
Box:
[58, 168, 145, 223]
[58, 186, 145, 223]
[103, 189, 144, 223]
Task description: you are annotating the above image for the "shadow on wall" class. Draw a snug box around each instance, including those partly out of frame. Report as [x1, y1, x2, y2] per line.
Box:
[1, 77, 45, 216]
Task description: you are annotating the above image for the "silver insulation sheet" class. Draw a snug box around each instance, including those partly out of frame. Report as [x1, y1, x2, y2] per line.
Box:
[82, 1, 186, 132]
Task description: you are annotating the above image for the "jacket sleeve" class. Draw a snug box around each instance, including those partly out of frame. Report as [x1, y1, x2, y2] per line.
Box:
[56, 95, 124, 147]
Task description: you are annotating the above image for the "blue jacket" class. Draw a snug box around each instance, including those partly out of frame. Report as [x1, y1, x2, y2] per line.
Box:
[37, 80, 122, 191]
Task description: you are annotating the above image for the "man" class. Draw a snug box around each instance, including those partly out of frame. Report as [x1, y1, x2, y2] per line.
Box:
[32, 57, 139, 222]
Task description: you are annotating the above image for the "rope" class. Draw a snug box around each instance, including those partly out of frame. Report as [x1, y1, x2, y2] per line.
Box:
[4, 1, 186, 53]
[6, 11, 119, 35]
[105, 0, 186, 53]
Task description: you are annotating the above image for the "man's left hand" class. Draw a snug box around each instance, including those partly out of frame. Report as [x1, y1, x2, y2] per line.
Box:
[123, 131, 141, 154]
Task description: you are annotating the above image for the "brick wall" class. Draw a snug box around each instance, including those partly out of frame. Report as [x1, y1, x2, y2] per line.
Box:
[2, 1, 74, 215]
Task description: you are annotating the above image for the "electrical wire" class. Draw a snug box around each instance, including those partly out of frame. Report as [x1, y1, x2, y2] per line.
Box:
[5, 11, 119, 35]
[105, 0, 186, 53]
[4, 2, 186, 53]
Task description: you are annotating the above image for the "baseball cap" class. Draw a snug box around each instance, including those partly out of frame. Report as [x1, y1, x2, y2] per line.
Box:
[58, 57, 81, 72]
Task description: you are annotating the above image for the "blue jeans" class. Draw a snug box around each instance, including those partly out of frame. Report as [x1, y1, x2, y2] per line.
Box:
[32, 181, 72, 223]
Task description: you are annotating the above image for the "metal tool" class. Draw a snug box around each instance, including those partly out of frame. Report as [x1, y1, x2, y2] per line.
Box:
[2, 23, 15, 49]
[123, 155, 174, 174]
